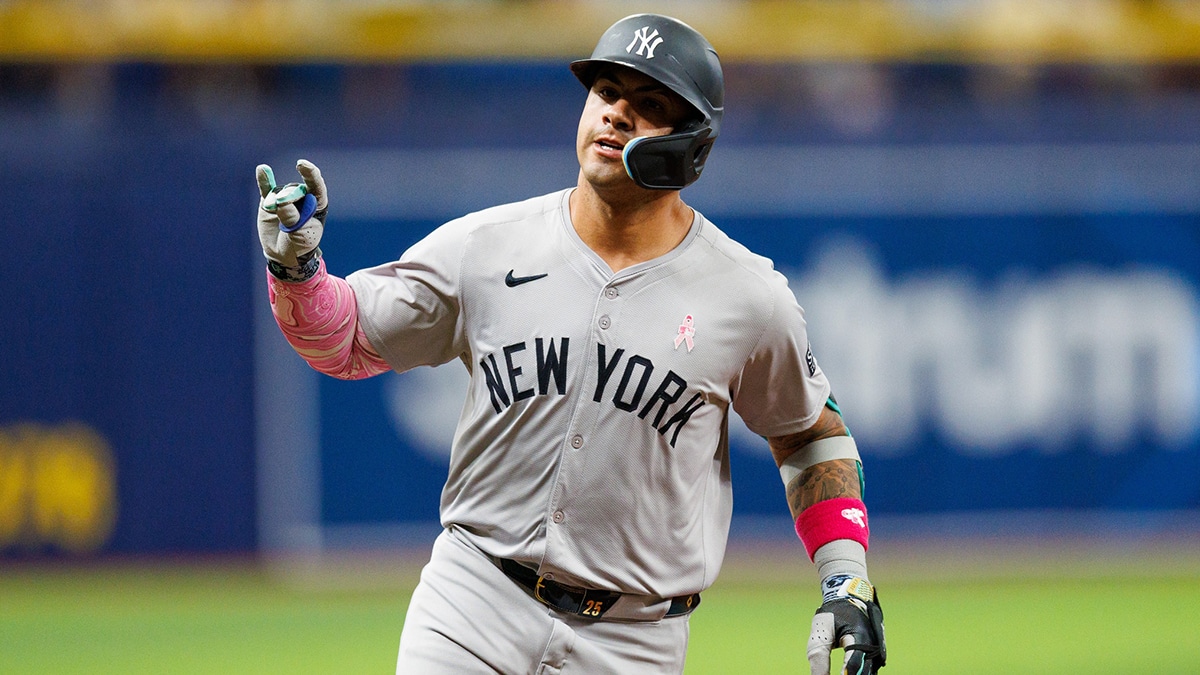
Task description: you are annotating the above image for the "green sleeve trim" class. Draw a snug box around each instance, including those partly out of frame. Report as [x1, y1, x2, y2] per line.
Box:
[825, 395, 851, 437]
[824, 395, 842, 416]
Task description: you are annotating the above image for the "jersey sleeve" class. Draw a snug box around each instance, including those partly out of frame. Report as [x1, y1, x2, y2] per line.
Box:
[730, 270, 831, 438]
[346, 218, 472, 374]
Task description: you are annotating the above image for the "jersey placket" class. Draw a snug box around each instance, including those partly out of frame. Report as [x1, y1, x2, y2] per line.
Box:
[539, 276, 626, 582]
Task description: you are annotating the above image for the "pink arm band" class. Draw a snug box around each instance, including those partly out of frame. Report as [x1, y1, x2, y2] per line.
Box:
[266, 259, 391, 380]
[795, 497, 870, 561]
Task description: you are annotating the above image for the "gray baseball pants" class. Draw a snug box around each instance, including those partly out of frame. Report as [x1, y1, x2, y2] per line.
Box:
[396, 528, 691, 674]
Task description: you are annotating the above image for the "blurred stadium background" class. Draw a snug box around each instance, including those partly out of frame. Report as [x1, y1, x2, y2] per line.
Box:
[2, 0, 1199, 672]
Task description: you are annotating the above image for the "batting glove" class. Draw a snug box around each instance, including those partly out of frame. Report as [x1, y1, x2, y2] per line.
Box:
[257, 159, 328, 280]
[808, 575, 886, 675]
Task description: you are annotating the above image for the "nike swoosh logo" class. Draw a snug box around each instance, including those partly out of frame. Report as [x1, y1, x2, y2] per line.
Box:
[505, 270, 548, 287]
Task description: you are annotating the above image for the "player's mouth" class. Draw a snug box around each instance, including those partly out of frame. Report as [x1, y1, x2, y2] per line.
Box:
[593, 136, 626, 157]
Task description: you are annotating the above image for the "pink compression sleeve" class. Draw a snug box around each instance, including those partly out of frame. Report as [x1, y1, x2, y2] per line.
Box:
[267, 259, 391, 380]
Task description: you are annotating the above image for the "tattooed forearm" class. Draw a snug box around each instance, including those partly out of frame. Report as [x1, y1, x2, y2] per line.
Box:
[785, 459, 861, 519]
[767, 406, 860, 519]
[768, 406, 848, 466]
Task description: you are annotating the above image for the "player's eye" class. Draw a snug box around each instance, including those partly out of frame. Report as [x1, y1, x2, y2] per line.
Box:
[636, 95, 677, 125]
[594, 84, 619, 101]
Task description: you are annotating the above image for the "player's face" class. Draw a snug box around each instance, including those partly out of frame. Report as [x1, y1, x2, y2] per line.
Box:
[576, 66, 693, 190]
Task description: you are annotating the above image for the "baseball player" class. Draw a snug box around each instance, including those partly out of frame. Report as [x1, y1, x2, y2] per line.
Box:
[257, 13, 885, 675]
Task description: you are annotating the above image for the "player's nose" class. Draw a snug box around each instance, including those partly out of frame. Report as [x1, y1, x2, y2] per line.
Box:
[602, 98, 635, 131]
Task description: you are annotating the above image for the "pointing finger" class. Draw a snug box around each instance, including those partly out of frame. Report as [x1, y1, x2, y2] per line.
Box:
[256, 164, 276, 199]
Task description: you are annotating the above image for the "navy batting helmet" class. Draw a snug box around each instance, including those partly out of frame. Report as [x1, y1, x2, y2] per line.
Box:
[571, 14, 724, 190]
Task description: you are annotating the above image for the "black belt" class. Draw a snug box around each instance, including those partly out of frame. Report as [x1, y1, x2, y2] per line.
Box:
[497, 557, 700, 620]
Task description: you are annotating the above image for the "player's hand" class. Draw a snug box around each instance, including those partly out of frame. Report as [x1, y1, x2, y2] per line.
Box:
[257, 159, 328, 269]
[807, 575, 886, 675]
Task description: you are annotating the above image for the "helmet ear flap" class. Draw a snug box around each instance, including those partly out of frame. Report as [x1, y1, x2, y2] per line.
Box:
[621, 127, 713, 190]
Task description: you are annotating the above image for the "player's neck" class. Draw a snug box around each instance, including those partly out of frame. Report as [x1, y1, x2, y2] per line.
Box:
[569, 184, 694, 274]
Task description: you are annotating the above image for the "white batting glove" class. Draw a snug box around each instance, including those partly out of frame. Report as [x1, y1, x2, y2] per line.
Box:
[257, 159, 328, 279]
[808, 575, 886, 675]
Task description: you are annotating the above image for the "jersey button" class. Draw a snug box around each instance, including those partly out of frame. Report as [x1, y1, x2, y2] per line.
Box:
[570, 435, 584, 449]
[604, 287, 618, 299]
[552, 510, 565, 523]
[598, 315, 611, 330]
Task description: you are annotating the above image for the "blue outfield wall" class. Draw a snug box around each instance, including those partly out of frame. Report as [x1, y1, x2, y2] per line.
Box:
[2, 61, 1199, 555]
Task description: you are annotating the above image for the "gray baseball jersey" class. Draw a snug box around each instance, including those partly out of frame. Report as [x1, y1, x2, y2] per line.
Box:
[348, 188, 830, 598]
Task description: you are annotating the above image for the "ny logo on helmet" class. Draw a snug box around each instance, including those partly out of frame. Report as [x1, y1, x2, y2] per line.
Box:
[626, 27, 663, 59]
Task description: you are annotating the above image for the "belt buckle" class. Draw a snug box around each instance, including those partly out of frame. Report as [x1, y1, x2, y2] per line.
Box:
[532, 571, 617, 619]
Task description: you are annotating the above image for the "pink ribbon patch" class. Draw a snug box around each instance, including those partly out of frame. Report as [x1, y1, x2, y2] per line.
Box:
[673, 314, 696, 352]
